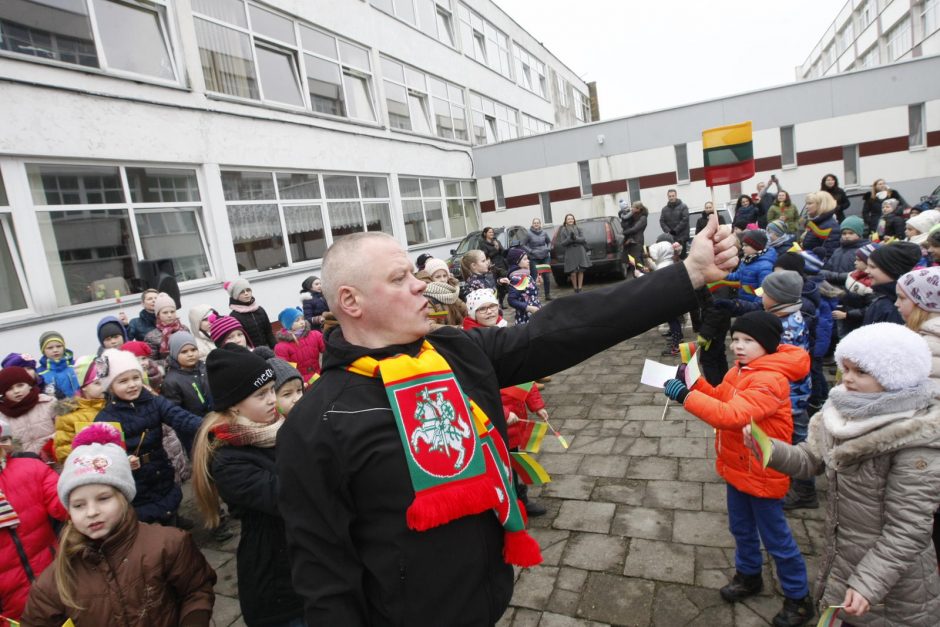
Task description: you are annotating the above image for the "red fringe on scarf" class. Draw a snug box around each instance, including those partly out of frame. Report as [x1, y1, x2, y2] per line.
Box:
[406, 475, 500, 531]
[503, 529, 543, 567]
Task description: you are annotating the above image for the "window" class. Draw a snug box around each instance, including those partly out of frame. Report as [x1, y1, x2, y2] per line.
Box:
[857, 0, 873, 30]
[373, 0, 455, 47]
[780, 125, 795, 167]
[837, 21, 855, 54]
[382, 57, 467, 140]
[444, 179, 479, 238]
[400, 177, 477, 244]
[573, 90, 589, 122]
[923, 0, 939, 36]
[886, 19, 912, 61]
[493, 176, 505, 209]
[521, 113, 552, 136]
[857, 44, 880, 69]
[578, 161, 591, 197]
[222, 169, 391, 271]
[193, 0, 377, 120]
[539, 191, 552, 224]
[556, 73, 568, 107]
[0, 174, 28, 313]
[469, 93, 519, 144]
[843, 145, 859, 186]
[627, 178, 641, 203]
[909, 103, 925, 148]
[675, 144, 690, 183]
[821, 44, 835, 69]
[27, 163, 211, 307]
[456, 3, 511, 78]
[0, 0, 177, 81]
[513, 44, 546, 98]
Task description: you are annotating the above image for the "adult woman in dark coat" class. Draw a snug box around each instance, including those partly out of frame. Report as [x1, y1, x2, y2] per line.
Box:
[559, 213, 592, 292]
[481, 226, 508, 305]
[622, 201, 649, 275]
[862, 178, 907, 236]
[732, 195, 758, 231]
[821, 174, 851, 223]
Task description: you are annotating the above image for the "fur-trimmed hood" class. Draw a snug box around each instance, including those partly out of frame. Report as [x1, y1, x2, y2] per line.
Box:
[809, 400, 940, 470]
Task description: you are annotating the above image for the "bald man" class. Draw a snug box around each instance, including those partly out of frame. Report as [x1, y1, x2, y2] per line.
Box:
[277, 216, 738, 626]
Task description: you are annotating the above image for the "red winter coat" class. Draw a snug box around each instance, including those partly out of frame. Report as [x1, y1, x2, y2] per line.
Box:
[275, 329, 325, 381]
[0, 456, 67, 623]
[500, 384, 545, 450]
[684, 344, 810, 499]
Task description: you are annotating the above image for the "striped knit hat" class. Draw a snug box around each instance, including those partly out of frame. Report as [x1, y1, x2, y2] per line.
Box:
[209, 314, 250, 346]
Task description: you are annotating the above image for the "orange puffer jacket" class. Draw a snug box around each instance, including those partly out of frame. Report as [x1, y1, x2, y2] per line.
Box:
[684, 343, 810, 499]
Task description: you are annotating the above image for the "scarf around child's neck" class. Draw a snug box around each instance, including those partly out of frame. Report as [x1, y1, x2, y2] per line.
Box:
[229, 297, 260, 313]
[210, 413, 283, 448]
[346, 340, 541, 567]
[825, 381, 934, 436]
[156, 319, 186, 356]
[741, 249, 766, 264]
[0, 386, 41, 417]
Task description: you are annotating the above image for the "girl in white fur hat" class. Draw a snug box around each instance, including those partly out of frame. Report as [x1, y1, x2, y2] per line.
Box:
[745, 323, 940, 626]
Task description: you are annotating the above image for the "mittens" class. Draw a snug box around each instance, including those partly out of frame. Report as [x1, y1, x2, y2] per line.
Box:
[663, 378, 690, 404]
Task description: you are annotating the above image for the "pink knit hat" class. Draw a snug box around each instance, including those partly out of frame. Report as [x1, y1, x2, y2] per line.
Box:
[209, 313, 252, 347]
[898, 267, 940, 313]
[153, 292, 176, 315]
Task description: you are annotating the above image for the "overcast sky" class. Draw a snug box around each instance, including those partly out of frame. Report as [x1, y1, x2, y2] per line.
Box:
[495, 0, 848, 119]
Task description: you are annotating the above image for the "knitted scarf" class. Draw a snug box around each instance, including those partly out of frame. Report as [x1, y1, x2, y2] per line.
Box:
[826, 382, 934, 436]
[0, 490, 18, 530]
[0, 387, 40, 418]
[229, 297, 260, 314]
[347, 341, 541, 567]
[423, 281, 459, 305]
[210, 414, 283, 448]
[156, 320, 188, 356]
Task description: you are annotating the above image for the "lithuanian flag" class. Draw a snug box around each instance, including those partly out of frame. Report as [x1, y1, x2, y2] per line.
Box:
[535, 263, 552, 275]
[517, 420, 549, 453]
[510, 452, 551, 485]
[702, 122, 755, 187]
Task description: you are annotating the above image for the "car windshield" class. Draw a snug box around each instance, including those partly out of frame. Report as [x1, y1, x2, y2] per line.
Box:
[455, 233, 484, 255]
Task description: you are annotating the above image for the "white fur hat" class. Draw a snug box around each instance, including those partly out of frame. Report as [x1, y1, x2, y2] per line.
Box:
[835, 323, 931, 390]
[96, 348, 144, 392]
[905, 209, 940, 235]
[465, 289, 499, 319]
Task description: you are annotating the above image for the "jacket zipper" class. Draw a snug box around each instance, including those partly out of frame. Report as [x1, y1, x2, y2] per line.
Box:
[8, 527, 37, 582]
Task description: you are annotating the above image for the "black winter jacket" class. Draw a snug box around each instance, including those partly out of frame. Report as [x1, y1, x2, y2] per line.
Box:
[95, 390, 202, 523]
[277, 263, 701, 626]
[212, 445, 304, 626]
[621, 212, 648, 246]
[862, 189, 907, 234]
[659, 200, 690, 243]
[863, 282, 904, 326]
[481, 238, 508, 276]
[301, 291, 329, 330]
[161, 360, 212, 417]
[230, 300, 276, 348]
[819, 239, 867, 284]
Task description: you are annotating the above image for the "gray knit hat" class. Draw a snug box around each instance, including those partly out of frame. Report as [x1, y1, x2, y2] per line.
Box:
[58, 423, 136, 506]
[168, 331, 198, 362]
[225, 277, 251, 300]
[761, 270, 803, 305]
[266, 356, 302, 390]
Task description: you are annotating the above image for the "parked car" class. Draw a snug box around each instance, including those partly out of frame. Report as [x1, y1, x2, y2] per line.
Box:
[916, 183, 940, 212]
[446, 225, 531, 277]
[550, 216, 629, 285]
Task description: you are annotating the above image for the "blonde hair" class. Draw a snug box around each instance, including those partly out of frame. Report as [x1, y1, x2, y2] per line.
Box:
[460, 250, 486, 280]
[806, 190, 837, 214]
[191, 410, 236, 528]
[54, 487, 129, 610]
[905, 307, 939, 332]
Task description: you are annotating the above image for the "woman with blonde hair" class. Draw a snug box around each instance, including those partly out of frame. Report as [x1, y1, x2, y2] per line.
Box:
[801, 191, 841, 260]
[192, 345, 304, 627]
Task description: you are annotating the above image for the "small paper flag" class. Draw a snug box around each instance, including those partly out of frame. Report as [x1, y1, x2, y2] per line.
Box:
[510, 451, 551, 485]
[427, 310, 448, 319]
[554, 433, 569, 449]
[502, 382, 534, 403]
[535, 263, 552, 275]
[678, 342, 697, 364]
[509, 274, 530, 290]
[749, 420, 774, 468]
[816, 606, 843, 627]
[518, 421, 549, 453]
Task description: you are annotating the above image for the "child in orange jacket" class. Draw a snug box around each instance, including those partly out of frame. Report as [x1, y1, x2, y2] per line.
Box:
[662, 311, 814, 627]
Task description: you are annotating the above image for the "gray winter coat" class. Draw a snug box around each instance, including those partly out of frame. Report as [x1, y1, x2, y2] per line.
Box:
[769, 399, 940, 626]
[659, 200, 690, 243]
[524, 227, 551, 260]
[558, 226, 592, 274]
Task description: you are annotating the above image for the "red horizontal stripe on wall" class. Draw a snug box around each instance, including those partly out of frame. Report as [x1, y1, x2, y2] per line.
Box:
[690, 166, 705, 182]
[549, 186, 582, 202]
[638, 172, 677, 188]
[796, 146, 843, 166]
[506, 193, 540, 209]
[927, 130, 940, 147]
[481, 199, 496, 213]
[754, 155, 783, 172]
[859, 135, 908, 157]
[591, 179, 628, 196]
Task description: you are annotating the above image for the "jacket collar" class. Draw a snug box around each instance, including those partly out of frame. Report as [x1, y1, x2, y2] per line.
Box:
[321, 326, 425, 372]
[80, 506, 140, 564]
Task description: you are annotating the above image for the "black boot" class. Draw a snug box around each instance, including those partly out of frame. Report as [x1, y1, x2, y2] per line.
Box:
[525, 500, 547, 517]
[719, 571, 763, 602]
[772, 594, 815, 627]
[783, 480, 819, 510]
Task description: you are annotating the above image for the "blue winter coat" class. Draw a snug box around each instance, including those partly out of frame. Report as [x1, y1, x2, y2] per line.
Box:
[95, 389, 202, 523]
[127, 309, 156, 342]
[724, 252, 775, 302]
[780, 311, 811, 417]
[820, 239, 868, 283]
[808, 278, 836, 358]
[801, 211, 841, 260]
[862, 282, 904, 326]
[507, 268, 541, 325]
[36, 350, 79, 399]
[301, 291, 329, 330]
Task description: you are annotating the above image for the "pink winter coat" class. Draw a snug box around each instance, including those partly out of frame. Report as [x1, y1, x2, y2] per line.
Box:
[274, 329, 325, 382]
[2, 395, 56, 457]
[0, 456, 67, 623]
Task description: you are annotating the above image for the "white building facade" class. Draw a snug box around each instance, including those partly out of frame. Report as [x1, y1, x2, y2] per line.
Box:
[797, 0, 940, 79]
[472, 56, 940, 241]
[0, 0, 590, 354]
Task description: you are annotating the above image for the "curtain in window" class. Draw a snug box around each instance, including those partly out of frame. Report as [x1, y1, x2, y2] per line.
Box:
[195, 18, 259, 99]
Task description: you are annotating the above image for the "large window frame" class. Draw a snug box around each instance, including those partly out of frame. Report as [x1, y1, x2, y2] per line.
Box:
[573, 89, 589, 122]
[381, 56, 468, 141]
[469, 93, 519, 145]
[193, 0, 378, 122]
[456, 3, 512, 79]
[909, 103, 926, 149]
[0, 0, 181, 84]
[925, 0, 940, 36]
[780, 125, 796, 168]
[0, 172, 29, 314]
[222, 169, 392, 273]
[399, 176, 478, 245]
[370, 0, 455, 48]
[513, 43, 547, 98]
[556, 73, 569, 108]
[885, 18, 913, 61]
[521, 113, 552, 136]
[27, 162, 214, 307]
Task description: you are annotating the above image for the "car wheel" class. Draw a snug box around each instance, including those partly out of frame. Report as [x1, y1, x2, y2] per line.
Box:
[553, 271, 568, 286]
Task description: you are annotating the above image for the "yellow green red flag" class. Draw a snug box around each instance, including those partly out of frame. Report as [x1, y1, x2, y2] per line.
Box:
[510, 451, 551, 485]
[702, 122, 755, 187]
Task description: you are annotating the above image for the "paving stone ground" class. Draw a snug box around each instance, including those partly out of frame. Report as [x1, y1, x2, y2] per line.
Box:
[187, 276, 827, 626]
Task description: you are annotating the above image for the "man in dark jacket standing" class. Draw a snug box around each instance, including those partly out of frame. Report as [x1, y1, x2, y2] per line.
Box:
[660, 189, 690, 256]
[277, 217, 738, 626]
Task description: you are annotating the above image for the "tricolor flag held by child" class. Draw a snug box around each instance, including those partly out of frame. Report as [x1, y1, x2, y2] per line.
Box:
[517, 420, 549, 453]
[702, 121, 755, 187]
[510, 451, 551, 485]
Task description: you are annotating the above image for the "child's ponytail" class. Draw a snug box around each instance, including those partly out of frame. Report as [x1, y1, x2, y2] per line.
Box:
[191, 410, 232, 528]
[460, 250, 483, 280]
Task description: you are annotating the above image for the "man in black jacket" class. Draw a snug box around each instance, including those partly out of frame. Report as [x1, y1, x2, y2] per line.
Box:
[277, 216, 738, 626]
[660, 189, 690, 256]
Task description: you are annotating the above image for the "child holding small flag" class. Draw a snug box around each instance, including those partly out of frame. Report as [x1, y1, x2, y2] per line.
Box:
[501, 381, 550, 517]
[744, 324, 940, 625]
[506, 247, 541, 325]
